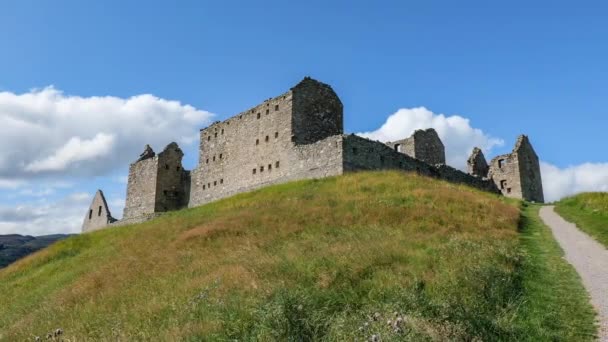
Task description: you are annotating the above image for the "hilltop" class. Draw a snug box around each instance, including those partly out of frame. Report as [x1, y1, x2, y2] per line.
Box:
[0, 172, 596, 341]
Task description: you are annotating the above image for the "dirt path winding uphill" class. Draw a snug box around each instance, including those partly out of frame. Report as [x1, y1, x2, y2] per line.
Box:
[539, 206, 608, 341]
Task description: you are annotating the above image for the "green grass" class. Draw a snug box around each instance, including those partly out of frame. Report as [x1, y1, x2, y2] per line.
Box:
[515, 203, 597, 341]
[0, 172, 597, 341]
[555, 192, 608, 248]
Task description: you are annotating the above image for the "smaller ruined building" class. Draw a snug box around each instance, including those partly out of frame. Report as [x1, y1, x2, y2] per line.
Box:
[488, 135, 544, 203]
[386, 129, 446, 165]
[467, 135, 544, 203]
[82, 190, 117, 232]
[82, 77, 545, 232]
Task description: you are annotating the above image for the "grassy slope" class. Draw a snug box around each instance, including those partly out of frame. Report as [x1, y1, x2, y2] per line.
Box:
[555, 192, 608, 248]
[0, 172, 596, 341]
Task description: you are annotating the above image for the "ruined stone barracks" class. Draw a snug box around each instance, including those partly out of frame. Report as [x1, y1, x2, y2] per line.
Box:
[82, 77, 544, 232]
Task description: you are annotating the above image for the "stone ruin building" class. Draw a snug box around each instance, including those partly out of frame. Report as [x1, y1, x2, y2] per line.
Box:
[386, 128, 445, 165]
[82, 190, 117, 232]
[82, 77, 544, 232]
[466, 135, 544, 203]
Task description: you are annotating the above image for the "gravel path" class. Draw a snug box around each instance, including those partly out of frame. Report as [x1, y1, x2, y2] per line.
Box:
[539, 206, 608, 341]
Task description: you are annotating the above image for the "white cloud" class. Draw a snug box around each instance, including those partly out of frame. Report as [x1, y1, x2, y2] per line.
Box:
[541, 161, 608, 202]
[0, 178, 26, 189]
[358, 107, 504, 170]
[25, 133, 116, 172]
[0, 191, 92, 235]
[0, 86, 213, 179]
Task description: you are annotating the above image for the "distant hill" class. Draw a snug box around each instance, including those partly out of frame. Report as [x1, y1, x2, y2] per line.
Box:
[0, 234, 71, 268]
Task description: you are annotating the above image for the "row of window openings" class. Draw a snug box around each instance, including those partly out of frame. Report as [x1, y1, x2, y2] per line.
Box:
[202, 179, 224, 190]
[256, 132, 280, 145]
[206, 154, 223, 164]
[208, 105, 281, 137]
[88, 206, 103, 220]
[500, 180, 512, 194]
[207, 128, 226, 141]
[254, 105, 280, 119]
[252, 161, 280, 174]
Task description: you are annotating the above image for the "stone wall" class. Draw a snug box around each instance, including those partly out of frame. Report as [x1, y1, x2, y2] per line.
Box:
[82, 190, 116, 233]
[488, 152, 522, 200]
[189, 77, 344, 208]
[386, 128, 445, 165]
[123, 142, 190, 220]
[123, 156, 159, 219]
[344, 134, 499, 193]
[291, 77, 343, 145]
[189, 87, 295, 207]
[515, 136, 544, 203]
[467, 147, 489, 178]
[344, 134, 434, 173]
[488, 135, 544, 202]
[155, 142, 189, 212]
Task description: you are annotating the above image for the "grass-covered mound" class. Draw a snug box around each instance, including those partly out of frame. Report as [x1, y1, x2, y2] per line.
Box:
[0, 172, 596, 341]
[556, 192, 608, 248]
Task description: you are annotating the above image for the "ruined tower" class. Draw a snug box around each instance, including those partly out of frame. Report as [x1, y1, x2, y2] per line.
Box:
[122, 142, 190, 220]
[386, 128, 446, 165]
[467, 147, 489, 178]
[488, 135, 544, 203]
[82, 190, 116, 232]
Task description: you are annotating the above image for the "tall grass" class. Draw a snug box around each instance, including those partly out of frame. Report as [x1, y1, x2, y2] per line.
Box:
[0, 172, 595, 340]
[555, 192, 608, 248]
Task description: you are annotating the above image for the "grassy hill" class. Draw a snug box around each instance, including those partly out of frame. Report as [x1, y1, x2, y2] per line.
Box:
[556, 192, 608, 248]
[0, 172, 596, 341]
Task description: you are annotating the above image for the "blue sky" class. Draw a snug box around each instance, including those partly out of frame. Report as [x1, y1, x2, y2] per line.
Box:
[1, 1, 607, 235]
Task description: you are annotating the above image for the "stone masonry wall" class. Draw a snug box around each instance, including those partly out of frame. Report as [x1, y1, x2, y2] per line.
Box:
[189, 78, 344, 208]
[344, 134, 499, 194]
[516, 138, 544, 203]
[291, 77, 343, 145]
[189, 87, 295, 207]
[488, 152, 522, 200]
[155, 142, 189, 212]
[386, 129, 445, 165]
[82, 190, 116, 233]
[123, 157, 159, 219]
[488, 135, 544, 202]
[467, 147, 489, 178]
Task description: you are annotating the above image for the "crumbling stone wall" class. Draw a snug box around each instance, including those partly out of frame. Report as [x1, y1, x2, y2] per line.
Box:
[123, 156, 158, 219]
[344, 135, 499, 193]
[155, 143, 189, 212]
[386, 128, 445, 165]
[488, 135, 544, 202]
[467, 147, 489, 178]
[123, 143, 189, 220]
[82, 190, 116, 233]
